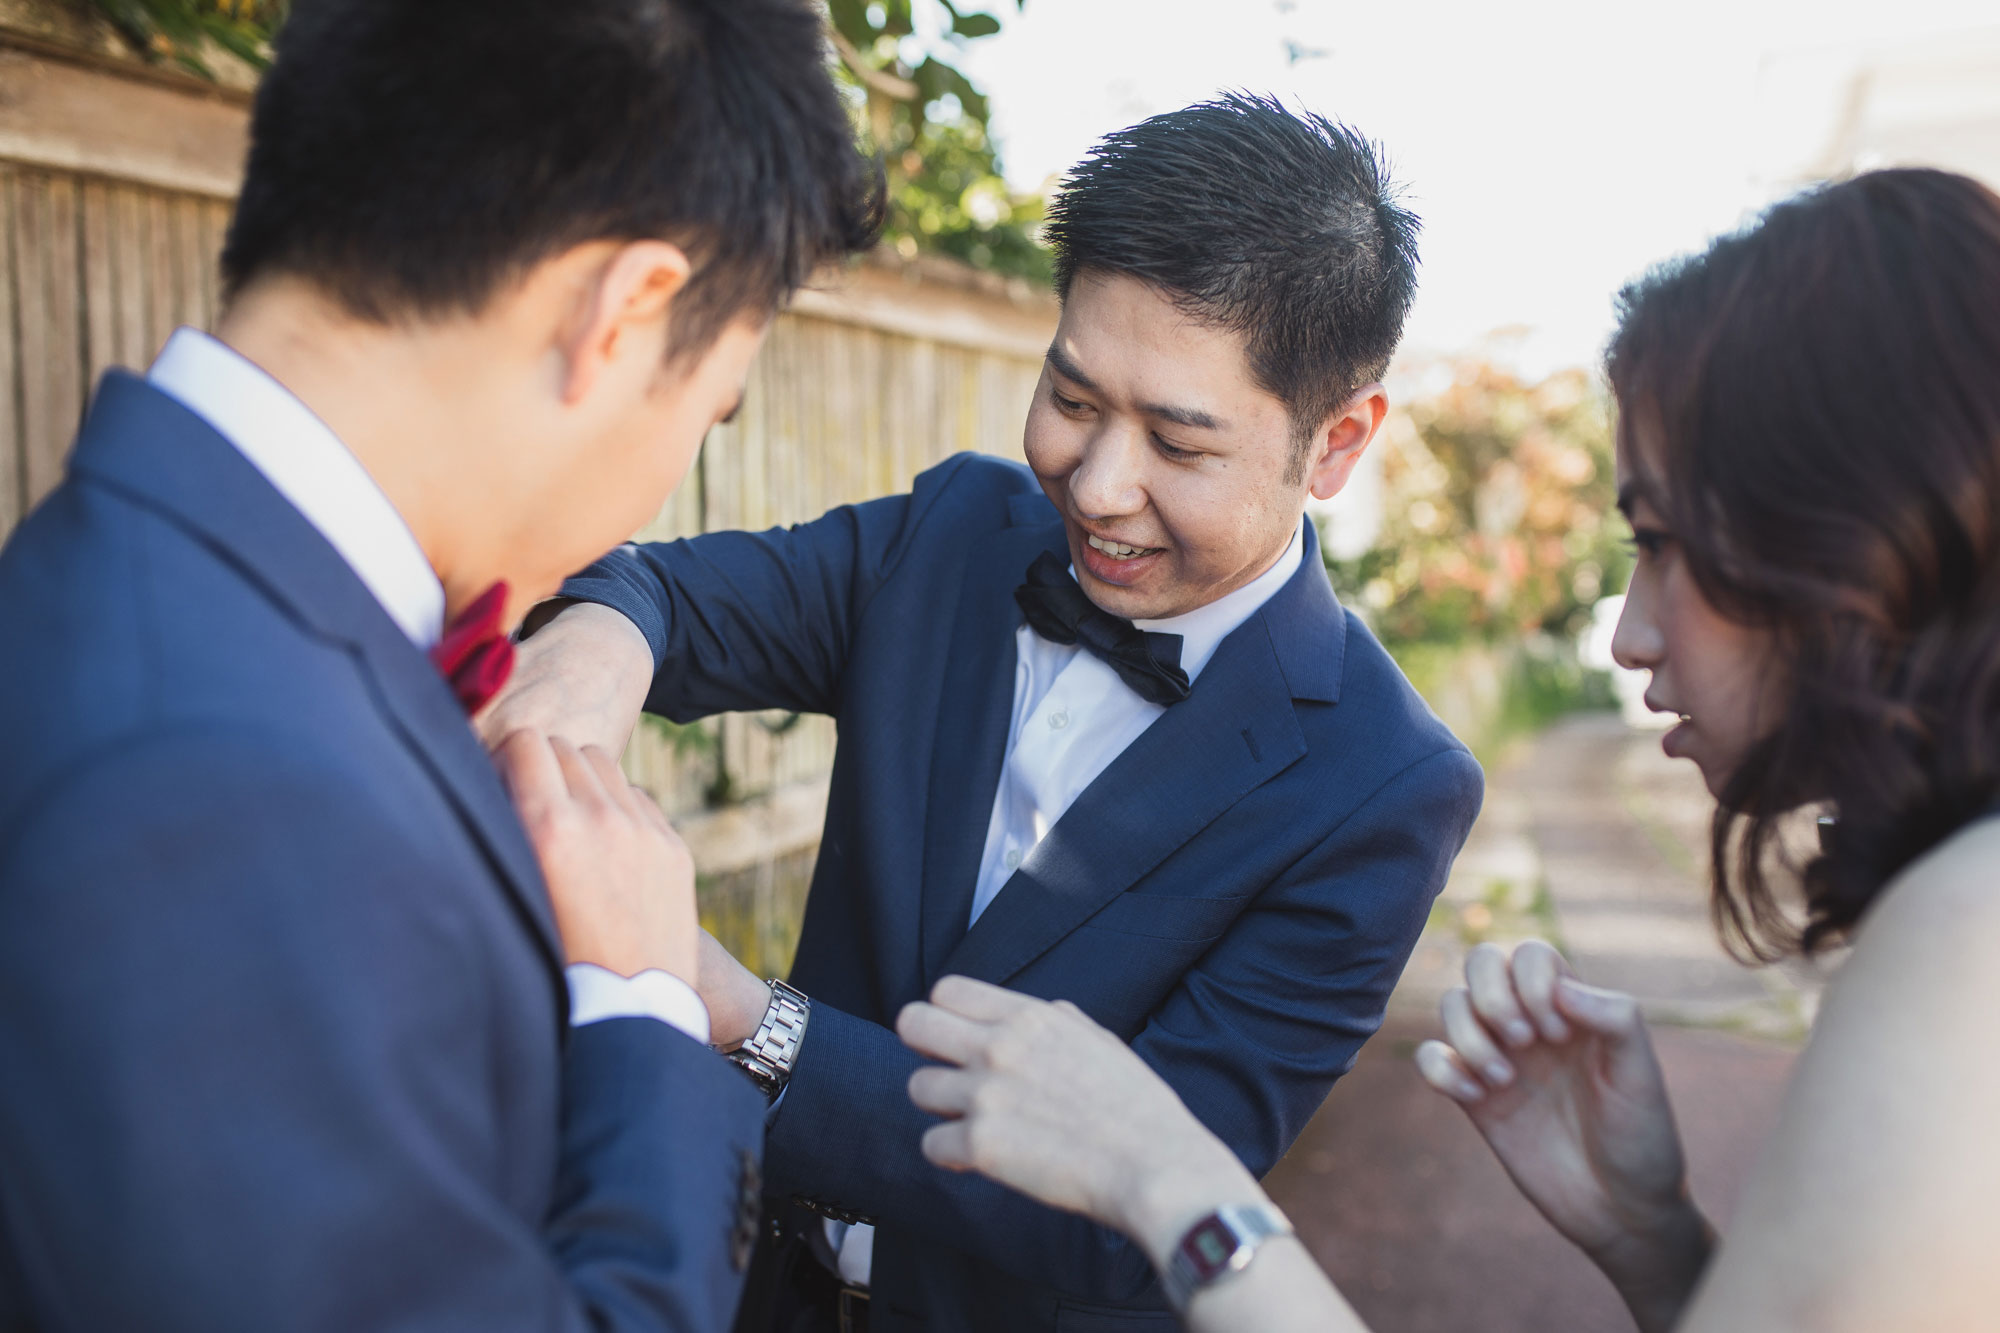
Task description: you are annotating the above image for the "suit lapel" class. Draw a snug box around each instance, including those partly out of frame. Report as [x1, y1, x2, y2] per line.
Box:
[916, 515, 1070, 987]
[70, 373, 564, 984]
[938, 611, 1307, 986]
[344, 626, 563, 980]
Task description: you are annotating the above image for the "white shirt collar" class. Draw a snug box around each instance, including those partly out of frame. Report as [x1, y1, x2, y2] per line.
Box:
[1121, 521, 1305, 684]
[147, 327, 446, 649]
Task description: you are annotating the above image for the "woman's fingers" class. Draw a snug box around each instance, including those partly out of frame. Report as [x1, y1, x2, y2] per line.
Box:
[1414, 1039, 1488, 1103]
[1553, 975, 1642, 1040]
[1466, 942, 1536, 1048]
[1510, 940, 1573, 1043]
[1440, 986, 1513, 1087]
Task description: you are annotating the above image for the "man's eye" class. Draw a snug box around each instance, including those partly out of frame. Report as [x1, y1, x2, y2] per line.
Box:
[1051, 390, 1087, 414]
[1154, 435, 1196, 461]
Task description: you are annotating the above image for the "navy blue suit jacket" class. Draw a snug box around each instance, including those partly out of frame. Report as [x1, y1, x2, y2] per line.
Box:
[565, 454, 1483, 1332]
[0, 374, 765, 1332]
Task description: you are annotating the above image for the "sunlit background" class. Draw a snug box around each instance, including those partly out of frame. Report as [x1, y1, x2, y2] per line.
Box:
[2, 4, 1994, 1328]
[962, 0, 2000, 376]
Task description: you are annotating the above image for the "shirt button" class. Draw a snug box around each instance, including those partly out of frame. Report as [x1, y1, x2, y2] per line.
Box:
[1047, 709, 1070, 731]
[1003, 847, 1022, 871]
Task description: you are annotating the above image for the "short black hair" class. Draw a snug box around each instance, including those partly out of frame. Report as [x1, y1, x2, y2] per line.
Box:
[1043, 93, 1419, 474]
[223, 0, 883, 357]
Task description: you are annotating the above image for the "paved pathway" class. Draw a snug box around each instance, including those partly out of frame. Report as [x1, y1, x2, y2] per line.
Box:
[1267, 713, 1831, 1332]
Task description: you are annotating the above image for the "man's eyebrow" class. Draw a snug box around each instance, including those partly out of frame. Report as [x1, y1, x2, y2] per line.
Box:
[1044, 343, 1100, 394]
[1142, 399, 1223, 431]
[1044, 344, 1224, 431]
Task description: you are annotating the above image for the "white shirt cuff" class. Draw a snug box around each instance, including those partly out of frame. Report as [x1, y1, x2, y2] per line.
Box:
[565, 963, 711, 1045]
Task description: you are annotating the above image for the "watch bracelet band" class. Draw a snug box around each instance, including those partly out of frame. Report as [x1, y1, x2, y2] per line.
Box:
[726, 978, 810, 1099]
[1161, 1202, 1294, 1312]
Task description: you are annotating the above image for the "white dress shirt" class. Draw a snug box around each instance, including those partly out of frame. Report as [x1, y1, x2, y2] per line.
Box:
[969, 525, 1305, 925]
[827, 520, 1306, 1285]
[147, 327, 709, 1043]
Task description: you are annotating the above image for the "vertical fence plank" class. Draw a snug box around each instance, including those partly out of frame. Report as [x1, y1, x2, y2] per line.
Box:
[108, 185, 150, 371]
[0, 168, 21, 538]
[15, 173, 85, 509]
[79, 180, 120, 386]
[200, 198, 230, 329]
[144, 192, 177, 361]
[172, 196, 211, 333]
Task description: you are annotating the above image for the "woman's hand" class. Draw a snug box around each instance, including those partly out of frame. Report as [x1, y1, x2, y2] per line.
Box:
[896, 976, 1260, 1256]
[1415, 940, 1713, 1333]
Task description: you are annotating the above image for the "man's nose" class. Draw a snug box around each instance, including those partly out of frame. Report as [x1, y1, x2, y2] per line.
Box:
[1068, 429, 1148, 519]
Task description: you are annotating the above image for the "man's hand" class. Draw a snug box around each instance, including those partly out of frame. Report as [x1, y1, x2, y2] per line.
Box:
[478, 602, 656, 755]
[495, 728, 698, 984]
[698, 929, 774, 1050]
[1414, 941, 1713, 1333]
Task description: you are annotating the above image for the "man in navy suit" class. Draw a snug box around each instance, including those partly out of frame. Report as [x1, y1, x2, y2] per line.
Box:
[0, 2, 879, 1329]
[493, 96, 1485, 1331]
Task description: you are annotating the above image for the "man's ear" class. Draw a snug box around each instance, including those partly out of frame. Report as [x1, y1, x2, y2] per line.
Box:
[1304, 383, 1389, 501]
[557, 240, 693, 407]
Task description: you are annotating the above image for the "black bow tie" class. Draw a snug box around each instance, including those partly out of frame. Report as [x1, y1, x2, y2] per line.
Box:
[1013, 551, 1192, 706]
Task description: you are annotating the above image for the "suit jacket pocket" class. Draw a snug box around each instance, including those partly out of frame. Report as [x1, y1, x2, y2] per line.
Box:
[1055, 1298, 1179, 1331]
[1080, 890, 1247, 942]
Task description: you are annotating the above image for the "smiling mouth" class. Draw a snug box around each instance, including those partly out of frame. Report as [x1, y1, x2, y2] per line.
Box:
[1086, 533, 1164, 562]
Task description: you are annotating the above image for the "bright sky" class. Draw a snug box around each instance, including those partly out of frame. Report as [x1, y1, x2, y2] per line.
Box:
[957, 0, 2000, 375]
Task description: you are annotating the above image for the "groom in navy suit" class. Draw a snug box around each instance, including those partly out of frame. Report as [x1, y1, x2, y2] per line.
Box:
[0, 2, 879, 1329]
[496, 97, 1484, 1332]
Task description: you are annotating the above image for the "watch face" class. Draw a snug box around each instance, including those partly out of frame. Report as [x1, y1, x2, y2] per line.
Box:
[1183, 1217, 1239, 1278]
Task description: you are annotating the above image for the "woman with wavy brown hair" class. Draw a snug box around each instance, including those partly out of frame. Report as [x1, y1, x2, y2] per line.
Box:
[889, 166, 2000, 1332]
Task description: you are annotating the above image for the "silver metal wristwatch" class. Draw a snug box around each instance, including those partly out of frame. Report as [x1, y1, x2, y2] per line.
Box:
[1161, 1202, 1294, 1312]
[725, 979, 810, 1101]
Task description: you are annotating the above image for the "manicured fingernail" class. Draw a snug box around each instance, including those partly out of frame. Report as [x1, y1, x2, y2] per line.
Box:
[1484, 1059, 1513, 1086]
[1506, 1020, 1534, 1047]
[1456, 1079, 1486, 1102]
[1543, 1016, 1571, 1042]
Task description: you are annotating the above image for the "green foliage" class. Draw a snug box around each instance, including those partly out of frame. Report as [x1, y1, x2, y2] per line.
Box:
[97, 0, 1051, 283]
[827, 0, 1051, 283]
[83, 0, 284, 78]
[1328, 363, 1628, 652]
[885, 117, 1048, 280]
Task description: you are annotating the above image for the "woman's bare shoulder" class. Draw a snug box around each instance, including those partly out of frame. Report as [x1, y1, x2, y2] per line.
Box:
[1865, 814, 2000, 937]
[1681, 816, 2000, 1331]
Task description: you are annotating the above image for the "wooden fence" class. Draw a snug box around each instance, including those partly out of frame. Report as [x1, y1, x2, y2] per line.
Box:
[0, 27, 1057, 974]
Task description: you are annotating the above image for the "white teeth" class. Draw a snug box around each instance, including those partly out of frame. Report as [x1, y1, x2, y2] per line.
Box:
[1087, 534, 1153, 560]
